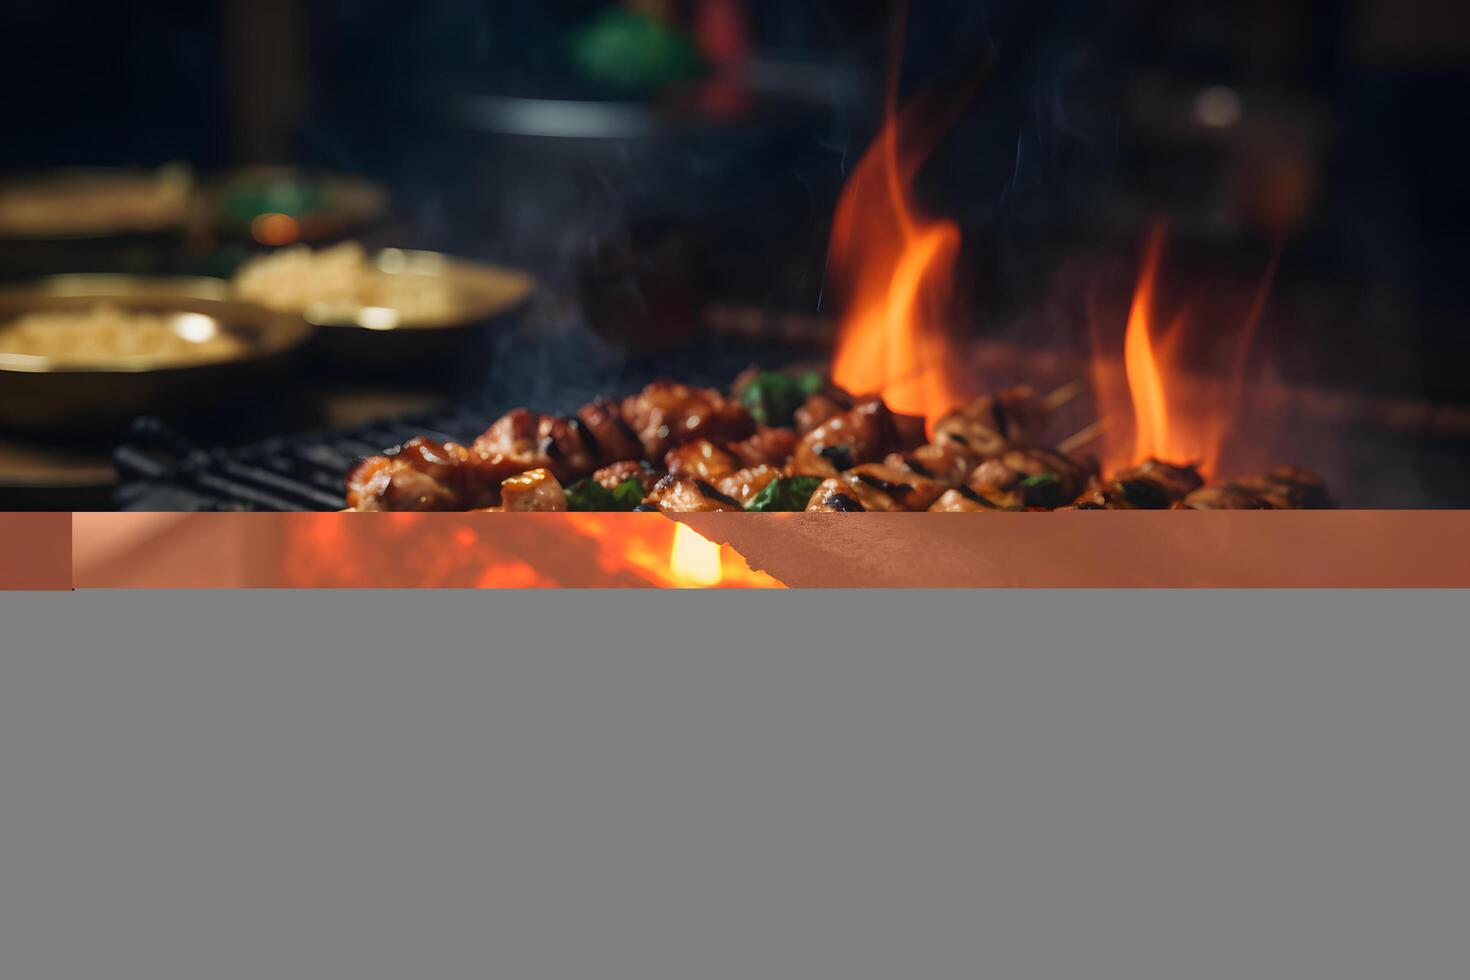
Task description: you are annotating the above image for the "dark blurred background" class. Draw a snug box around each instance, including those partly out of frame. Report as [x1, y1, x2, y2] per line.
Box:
[2, 0, 1469, 505]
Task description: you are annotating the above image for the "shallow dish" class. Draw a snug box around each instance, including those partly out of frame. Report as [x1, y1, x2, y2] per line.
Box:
[0, 276, 314, 435]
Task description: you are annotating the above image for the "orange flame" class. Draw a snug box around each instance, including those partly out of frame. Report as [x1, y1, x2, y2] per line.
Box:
[1098, 223, 1281, 479]
[827, 35, 976, 432]
[669, 522, 723, 586]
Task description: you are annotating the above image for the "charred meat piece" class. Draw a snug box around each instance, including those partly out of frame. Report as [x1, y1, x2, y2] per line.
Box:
[576, 397, 644, 464]
[965, 446, 1096, 510]
[592, 460, 664, 496]
[1118, 459, 1206, 500]
[534, 414, 603, 483]
[885, 441, 974, 488]
[1179, 484, 1273, 510]
[789, 398, 904, 479]
[471, 409, 543, 467]
[1235, 465, 1332, 509]
[1076, 458, 1206, 509]
[664, 438, 740, 481]
[805, 477, 866, 512]
[620, 380, 755, 459]
[793, 385, 856, 435]
[346, 437, 486, 512]
[645, 473, 744, 513]
[928, 486, 1007, 512]
[715, 465, 782, 507]
[932, 386, 1050, 461]
[500, 467, 568, 512]
[728, 425, 799, 468]
[841, 462, 945, 511]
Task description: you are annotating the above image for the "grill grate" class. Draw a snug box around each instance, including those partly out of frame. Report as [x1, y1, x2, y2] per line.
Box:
[114, 345, 790, 511]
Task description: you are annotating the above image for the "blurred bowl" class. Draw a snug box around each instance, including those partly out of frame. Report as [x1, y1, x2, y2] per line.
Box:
[201, 167, 389, 246]
[0, 276, 314, 435]
[241, 248, 535, 370]
[0, 167, 194, 278]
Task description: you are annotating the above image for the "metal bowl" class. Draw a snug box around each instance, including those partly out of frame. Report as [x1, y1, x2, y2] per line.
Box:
[262, 248, 536, 369]
[0, 276, 315, 435]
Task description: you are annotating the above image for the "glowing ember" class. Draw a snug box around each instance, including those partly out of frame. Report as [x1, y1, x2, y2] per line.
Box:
[827, 54, 971, 434]
[669, 522, 723, 587]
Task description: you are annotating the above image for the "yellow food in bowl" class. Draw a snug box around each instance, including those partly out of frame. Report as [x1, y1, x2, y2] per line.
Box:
[0, 304, 247, 367]
[232, 242, 459, 324]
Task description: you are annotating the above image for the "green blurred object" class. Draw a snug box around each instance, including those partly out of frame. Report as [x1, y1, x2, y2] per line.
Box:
[568, 8, 706, 94]
[223, 176, 327, 221]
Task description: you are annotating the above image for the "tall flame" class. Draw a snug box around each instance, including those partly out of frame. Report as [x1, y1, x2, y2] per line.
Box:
[1100, 223, 1280, 478]
[827, 37, 975, 432]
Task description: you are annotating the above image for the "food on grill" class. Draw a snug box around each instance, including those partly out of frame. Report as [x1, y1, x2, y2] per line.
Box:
[0, 304, 247, 366]
[232, 242, 459, 322]
[344, 370, 1332, 513]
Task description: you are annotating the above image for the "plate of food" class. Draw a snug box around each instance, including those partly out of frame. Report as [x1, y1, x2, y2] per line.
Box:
[0, 276, 314, 435]
[231, 242, 535, 367]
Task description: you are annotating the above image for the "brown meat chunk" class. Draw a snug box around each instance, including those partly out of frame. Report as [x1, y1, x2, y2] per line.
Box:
[842, 462, 945, 511]
[715, 465, 781, 506]
[620, 380, 755, 459]
[728, 426, 799, 468]
[500, 468, 568, 512]
[804, 477, 866, 512]
[790, 398, 901, 479]
[345, 436, 483, 512]
[928, 486, 1007, 512]
[592, 460, 663, 495]
[793, 385, 855, 435]
[645, 474, 744, 513]
[1235, 465, 1332, 509]
[663, 438, 740, 481]
[932, 386, 1050, 460]
[965, 446, 1095, 509]
[1179, 484, 1273, 510]
[575, 397, 645, 465]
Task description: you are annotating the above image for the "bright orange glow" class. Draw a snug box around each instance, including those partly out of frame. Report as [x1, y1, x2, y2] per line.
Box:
[282, 513, 781, 589]
[1122, 225, 1173, 465]
[827, 71, 971, 434]
[1096, 223, 1281, 478]
[669, 522, 723, 587]
[250, 212, 300, 246]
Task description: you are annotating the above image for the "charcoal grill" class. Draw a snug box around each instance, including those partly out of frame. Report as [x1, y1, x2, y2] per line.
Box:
[113, 344, 794, 511]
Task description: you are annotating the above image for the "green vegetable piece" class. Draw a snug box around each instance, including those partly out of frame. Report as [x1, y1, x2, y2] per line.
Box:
[738, 370, 811, 428]
[567, 477, 646, 512]
[565, 478, 616, 512]
[796, 371, 825, 397]
[1020, 472, 1066, 509]
[745, 476, 824, 513]
[610, 478, 646, 511]
[816, 444, 854, 472]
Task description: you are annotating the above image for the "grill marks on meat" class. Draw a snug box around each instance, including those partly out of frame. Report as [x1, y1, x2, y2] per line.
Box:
[933, 387, 1050, 461]
[345, 436, 507, 512]
[790, 398, 901, 478]
[621, 380, 755, 459]
[1181, 465, 1332, 510]
[646, 473, 744, 513]
[346, 373, 1331, 515]
[805, 478, 866, 512]
[715, 465, 781, 506]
